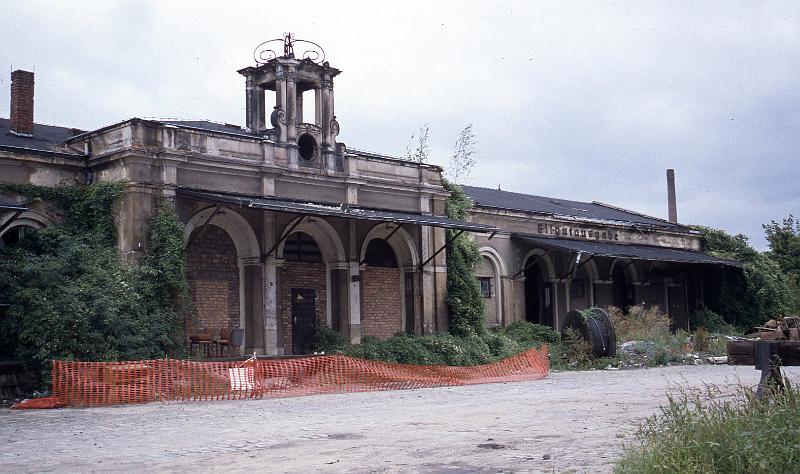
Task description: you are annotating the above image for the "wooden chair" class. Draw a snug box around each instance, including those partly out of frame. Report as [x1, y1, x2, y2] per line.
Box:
[189, 328, 214, 358]
[215, 328, 231, 357]
[218, 328, 244, 358]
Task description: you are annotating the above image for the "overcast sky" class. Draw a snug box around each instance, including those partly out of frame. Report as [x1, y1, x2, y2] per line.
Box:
[2, 1, 798, 249]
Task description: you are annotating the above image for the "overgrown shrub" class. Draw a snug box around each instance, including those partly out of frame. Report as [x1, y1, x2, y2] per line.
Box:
[763, 215, 800, 313]
[497, 321, 560, 346]
[309, 325, 347, 352]
[0, 184, 188, 385]
[616, 382, 800, 473]
[311, 326, 537, 367]
[689, 307, 734, 333]
[693, 225, 794, 328]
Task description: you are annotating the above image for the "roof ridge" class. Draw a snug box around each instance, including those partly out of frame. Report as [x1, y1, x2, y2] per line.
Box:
[0, 117, 83, 132]
[464, 184, 594, 208]
[591, 200, 679, 227]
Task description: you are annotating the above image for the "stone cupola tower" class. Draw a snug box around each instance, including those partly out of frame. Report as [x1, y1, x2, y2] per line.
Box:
[238, 34, 343, 170]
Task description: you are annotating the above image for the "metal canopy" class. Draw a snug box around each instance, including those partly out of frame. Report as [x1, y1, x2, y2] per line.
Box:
[0, 195, 28, 236]
[512, 234, 742, 267]
[0, 194, 28, 212]
[177, 188, 498, 233]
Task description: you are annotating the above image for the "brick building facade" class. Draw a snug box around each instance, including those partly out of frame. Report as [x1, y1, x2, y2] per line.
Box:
[0, 36, 737, 355]
[0, 37, 494, 356]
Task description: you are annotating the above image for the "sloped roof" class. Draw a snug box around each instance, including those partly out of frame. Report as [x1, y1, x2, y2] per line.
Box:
[0, 194, 27, 212]
[0, 118, 85, 157]
[462, 185, 685, 231]
[178, 188, 498, 233]
[513, 234, 740, 267]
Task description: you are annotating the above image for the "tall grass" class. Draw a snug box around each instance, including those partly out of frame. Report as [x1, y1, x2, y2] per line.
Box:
[608, 305, 672, 344]
[615, 381, 800, 473]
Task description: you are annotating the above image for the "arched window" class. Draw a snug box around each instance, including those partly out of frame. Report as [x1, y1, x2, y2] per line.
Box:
[0, 225, 35, 248]
[364, 239, 398, 267]
[283, 232, 323, 262]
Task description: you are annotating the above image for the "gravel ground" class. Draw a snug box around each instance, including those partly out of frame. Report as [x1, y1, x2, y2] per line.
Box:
[2, 364, 797, 473]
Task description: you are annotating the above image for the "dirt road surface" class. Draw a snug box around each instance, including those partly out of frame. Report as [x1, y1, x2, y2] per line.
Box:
[2, 364, 797, 473]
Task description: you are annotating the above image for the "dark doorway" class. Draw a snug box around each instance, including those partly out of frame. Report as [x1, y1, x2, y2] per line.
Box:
[524, 261, 552, 327]
[668, 283, 687, 330]
[404, 273, 415, 334]
[612, 264, 635, 310]
[291, 288, 317, 354]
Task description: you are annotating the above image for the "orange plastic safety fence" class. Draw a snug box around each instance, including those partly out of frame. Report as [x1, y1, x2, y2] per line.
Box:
[13, 346, 548, 409]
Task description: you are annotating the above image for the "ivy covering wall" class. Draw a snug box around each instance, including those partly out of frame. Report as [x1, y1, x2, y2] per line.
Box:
[443, 179, 487, 336]
[0, 183, 188, 385]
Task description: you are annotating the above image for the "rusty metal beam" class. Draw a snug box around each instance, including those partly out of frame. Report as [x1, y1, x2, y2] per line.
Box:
[512, 250, 550, 279]
[0, 210, 24, 235]
[419, 230, 464, 270]
[360, 223, 403, 265]
[262, 216, 305, 262]
[184, 205, 223, 250]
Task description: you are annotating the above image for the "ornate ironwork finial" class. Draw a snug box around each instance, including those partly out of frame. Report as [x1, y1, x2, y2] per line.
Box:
[253, 33, 326, 66]
[283, 32, 295, 57]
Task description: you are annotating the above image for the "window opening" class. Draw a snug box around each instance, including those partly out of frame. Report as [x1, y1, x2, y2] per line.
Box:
[298, 134, 318, 161]
[479, 277, 493, 298]
[301, 89, 316, 125]
[283, 232, 322, 262]
[364, 239, 398, 267]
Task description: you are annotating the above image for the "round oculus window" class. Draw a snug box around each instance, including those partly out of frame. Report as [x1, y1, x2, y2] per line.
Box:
[298, 134, 318, 161]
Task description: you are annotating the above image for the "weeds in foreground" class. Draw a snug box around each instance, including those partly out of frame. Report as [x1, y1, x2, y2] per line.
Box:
[608, 305, 672, 344]
[615, 381, 800, 473]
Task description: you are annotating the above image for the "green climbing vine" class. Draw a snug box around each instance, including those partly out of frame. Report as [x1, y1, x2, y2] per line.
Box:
[443, 179, 487, 336]
[0, 183, 188, 385]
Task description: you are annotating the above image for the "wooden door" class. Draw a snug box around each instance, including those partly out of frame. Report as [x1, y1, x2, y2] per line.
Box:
[291, 288, 317, 354]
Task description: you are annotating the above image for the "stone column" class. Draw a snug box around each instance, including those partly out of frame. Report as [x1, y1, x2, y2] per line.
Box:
[315, 87, 323, 126]
[245, 77, 265, 133]
[420, 225, 435, 335]
[262, 212, 280, 355]
[347, 220, 362, 343]
[275, 79, 287, 143]
[118, 183, 159, 262]
[285, 69, 297, 142]
[160, 163, 177, 202]
[500, 276, 515, 325]
[433, 226, 449, 333]
[239, 257, 264, 354]
[295, 90, 303, 124]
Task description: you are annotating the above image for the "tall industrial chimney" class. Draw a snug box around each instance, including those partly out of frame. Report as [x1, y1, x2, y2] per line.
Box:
[10, 70, 34, 137]
[666, 168, 678, 224]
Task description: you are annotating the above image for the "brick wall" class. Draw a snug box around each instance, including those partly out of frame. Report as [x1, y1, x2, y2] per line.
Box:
[186, 225, 240, 333]
[280, 261, 327, 354]
[361, 266, 402, 340]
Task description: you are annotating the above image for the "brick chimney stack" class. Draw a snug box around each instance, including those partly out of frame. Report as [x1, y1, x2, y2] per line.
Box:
[666, 168, 678, 224]
[10, 70, 35, 137]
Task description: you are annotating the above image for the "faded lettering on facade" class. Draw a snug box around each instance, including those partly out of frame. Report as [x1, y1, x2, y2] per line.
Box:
[536, 223, 620, 241]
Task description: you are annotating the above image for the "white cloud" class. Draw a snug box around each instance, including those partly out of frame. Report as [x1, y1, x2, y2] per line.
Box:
[2, 0, 798, 249]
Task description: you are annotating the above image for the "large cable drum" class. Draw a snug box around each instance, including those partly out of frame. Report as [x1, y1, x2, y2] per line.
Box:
[561, 307, 617, 357]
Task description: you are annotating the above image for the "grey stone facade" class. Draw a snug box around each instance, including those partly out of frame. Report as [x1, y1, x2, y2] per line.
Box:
[1, 43, 737, 355]
[463, 186, 737, 331]
[0, 51, 469, 356]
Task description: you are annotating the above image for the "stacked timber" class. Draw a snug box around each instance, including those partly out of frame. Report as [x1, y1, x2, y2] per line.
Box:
[728, 317, 800, 366]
